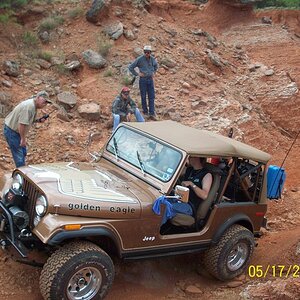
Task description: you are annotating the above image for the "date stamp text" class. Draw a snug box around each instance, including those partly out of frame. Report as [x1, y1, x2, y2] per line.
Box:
[248, 265, 300, 278]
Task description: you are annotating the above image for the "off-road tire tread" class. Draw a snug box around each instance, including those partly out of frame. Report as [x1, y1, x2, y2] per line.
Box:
[40, 240, 113, 300]
[204, 224, 254, 281]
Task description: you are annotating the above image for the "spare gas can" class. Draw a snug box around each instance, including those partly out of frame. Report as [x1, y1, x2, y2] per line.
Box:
[267, 165, 286, 199]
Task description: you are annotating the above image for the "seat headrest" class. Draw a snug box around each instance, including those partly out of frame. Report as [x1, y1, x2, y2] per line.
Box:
[205, 162, 222, 175]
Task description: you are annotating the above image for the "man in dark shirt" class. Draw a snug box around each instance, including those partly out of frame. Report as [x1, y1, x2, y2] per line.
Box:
[111, 87, 144, 130]
[128, 45, 158, 120]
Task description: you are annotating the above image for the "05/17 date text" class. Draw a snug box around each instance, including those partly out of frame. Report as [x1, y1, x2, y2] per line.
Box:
[248, 265, 300, 278]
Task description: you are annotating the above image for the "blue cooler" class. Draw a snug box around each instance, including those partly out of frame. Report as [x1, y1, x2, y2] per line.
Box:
[267, 165, 286, 199]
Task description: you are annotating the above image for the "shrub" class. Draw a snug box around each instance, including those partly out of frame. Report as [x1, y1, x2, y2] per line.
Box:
[0, 0, 28, 9]
[22, 31, 39, 48]
[122, 75, 133, 86]
[255, 0, 300, 8]
[97, 34, 113, 57]
[67, 7, 84, 19]
[0, 13, 11, 23]
[38, 50, 53, 62]
[38, 15, 64, 32]
[55, 63, 69, 75]
[103, 69, 113, 77]
[0, 9, 17, 23]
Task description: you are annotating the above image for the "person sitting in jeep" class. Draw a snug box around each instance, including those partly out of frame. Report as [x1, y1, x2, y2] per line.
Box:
[180, 157, 213, 215]
[153, 157, 213, 224]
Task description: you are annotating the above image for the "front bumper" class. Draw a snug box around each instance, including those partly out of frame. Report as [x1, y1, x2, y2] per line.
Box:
[0, 200, 29, 258]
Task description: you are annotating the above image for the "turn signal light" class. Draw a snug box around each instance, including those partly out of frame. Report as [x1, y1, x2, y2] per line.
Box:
[255, 212, 265, 216]
[64, 224, 81, 231]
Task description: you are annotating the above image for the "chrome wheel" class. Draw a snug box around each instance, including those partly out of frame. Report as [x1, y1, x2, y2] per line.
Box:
[67, 267, 102, 300]
[227, 241, 249, 271]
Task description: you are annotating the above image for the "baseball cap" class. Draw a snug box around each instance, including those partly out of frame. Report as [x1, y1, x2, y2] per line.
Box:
[143, 45, 152, 52]
[121, 86, 130, 93]
[36, 90, 52, 103]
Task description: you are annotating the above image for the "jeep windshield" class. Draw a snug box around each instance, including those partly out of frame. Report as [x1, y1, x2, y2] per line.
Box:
[106, 126, 182, 182]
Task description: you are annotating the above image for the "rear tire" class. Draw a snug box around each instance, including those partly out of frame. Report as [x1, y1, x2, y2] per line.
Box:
[40, 240, 114, 300]
[204, 224, 254, 281]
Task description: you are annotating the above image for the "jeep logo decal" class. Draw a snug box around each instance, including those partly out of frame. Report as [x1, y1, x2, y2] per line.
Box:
[143, 236, 155, 242]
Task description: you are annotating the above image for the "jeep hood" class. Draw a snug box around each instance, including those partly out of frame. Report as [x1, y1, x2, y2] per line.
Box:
[21, 161, 157, 201]
[17, 162, 158, 218]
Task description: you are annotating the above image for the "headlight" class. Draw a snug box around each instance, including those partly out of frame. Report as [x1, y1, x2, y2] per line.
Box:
[12, 182, 22, 190]
[35, 195, 48, 217]
[12, 173, 24, 190]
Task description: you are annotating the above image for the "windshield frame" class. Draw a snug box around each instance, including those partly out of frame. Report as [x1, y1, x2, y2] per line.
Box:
[105, 125, 184, 183]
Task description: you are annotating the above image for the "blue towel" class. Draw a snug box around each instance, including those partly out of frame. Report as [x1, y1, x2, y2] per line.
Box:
[152, 196, 193, 224]
[152, 196, 175, 219]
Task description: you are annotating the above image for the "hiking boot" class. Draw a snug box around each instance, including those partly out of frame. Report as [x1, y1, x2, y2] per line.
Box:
[149, 114, 158, 121]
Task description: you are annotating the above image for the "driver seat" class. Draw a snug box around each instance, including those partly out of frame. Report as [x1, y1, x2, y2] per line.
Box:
[170, 163, 221, 228]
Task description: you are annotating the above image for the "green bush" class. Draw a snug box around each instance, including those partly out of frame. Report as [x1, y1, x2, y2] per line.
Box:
[103, 69, 113, 77]
[67, 7, 84, 19]
[122, 75, 133, 86]
[22, 31, 39, 47]
[255, 0, 300, 8]
[97, 34, 113, 57]
[0, 0, 28, 9]
[38, 15, 65, 32]
[0, 13, 11, 23]
[55, 63, 69, 75]
[38, 50, 53, 62]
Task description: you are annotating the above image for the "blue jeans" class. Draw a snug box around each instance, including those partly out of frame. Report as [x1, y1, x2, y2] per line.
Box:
[112, 108, 145, 130]
[139, 77, 155, 115]
[3, 125, 26, 168]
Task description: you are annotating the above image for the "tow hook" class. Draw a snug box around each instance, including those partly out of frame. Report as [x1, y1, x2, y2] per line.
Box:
[19, 229, 32, 238]
[0, 239, 7, 250]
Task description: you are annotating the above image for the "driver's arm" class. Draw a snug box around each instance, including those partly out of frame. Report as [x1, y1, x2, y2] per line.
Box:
[192, 173, 213, 200]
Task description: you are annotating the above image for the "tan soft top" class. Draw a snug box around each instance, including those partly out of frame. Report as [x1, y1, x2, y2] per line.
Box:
[125, 121, 271, 163]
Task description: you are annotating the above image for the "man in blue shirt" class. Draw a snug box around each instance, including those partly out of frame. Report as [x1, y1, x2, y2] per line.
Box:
[129, 45, 158, 120]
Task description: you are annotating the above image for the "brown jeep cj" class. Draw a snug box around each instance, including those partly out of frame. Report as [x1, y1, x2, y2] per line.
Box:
[0, 120, 271, 300]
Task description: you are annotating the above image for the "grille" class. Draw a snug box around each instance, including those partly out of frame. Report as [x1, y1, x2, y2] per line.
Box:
[22, 177, 40, 227]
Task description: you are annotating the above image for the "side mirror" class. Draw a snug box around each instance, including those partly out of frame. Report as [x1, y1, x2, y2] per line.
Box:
[175, 185, 190, 203]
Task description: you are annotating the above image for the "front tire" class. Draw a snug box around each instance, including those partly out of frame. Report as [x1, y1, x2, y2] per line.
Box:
[204, 224, 254, 281]
[40, 241, 114, 300]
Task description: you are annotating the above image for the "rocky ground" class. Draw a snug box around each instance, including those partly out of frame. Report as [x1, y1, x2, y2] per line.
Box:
[0, 0, 299, 299]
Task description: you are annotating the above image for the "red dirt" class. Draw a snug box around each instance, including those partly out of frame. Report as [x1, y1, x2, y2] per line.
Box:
[0, 1, 299, 299]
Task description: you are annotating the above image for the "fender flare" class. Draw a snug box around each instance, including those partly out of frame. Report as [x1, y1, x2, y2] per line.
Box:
[48, 227, 121, 254]
[211, 213, 254, 245]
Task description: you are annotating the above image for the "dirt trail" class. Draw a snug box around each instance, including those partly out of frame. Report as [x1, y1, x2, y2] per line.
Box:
[0, 1, 299, 299]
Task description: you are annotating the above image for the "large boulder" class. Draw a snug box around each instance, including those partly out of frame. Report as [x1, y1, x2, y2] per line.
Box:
[78, 102, 101, 121]
[57, 91, 77, 108]
[103, 21, 124, 40]
[86, 0, 108, 24]
[82, 50, 106, 69]
[3, 60, 20, 77]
